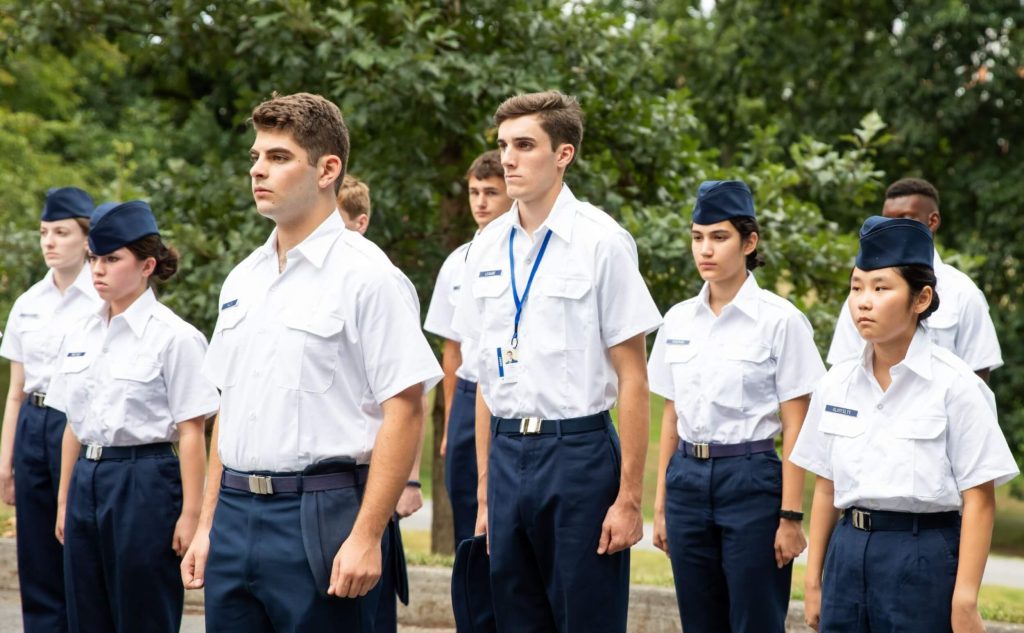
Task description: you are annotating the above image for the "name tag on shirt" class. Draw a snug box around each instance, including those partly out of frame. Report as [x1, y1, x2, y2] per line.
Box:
[221, 299, 239, 310]
[67, 352, 86, 357]
[496, 346, 522, 383]
[479, 269, 502, 278]
[666, 338, 690, 346]
[825, 404, 858, 417]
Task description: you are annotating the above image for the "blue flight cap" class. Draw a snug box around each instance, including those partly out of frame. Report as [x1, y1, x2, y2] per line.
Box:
[451, 535, 497, 633]
[855, 216, 934, 271]
[41, 187, 94, 221]
[88, 200, 160, 255]
[692, 180, 756, 225]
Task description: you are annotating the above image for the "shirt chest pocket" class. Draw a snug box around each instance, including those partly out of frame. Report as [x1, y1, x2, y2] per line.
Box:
[278, 310, 346, 393]
[818, 411, 867, 493]
[712, 342, 773, 409]
[892, 415, 949, 499]
[471, 275, 513, 344]
[534, 275, 592, 351]
[211, 306, 249, 388]
[665, 342, 700, 398]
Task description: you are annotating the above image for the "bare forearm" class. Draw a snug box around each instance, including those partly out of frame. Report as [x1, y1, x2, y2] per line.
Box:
[954, 483, 996, 604]
[475, 390, 491, 505]
[805, 477, 839, 589]
[615, 376, 649, 507]
[654, 404, 679, 514]
[779, 396, 810, 512]
[354, 385, 424, 541]
[441, 339, 461, 423]
[177, 419, 207, 518]
[57, 424, 81, 506]
[408, 395, 426, 480]
[197, 416, 223, 531]
[1, 364, 26, 472]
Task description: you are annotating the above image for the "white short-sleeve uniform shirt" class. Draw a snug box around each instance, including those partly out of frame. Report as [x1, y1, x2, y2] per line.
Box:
[452, 185, 662, 419]
[424, 239, 480, 383]
[0, 267, 102, 394]
[792, 328, 1018, 513]
[44, 288, 220, 446]
[203, 213, 442, 472]
[828, 250, 1002, 371]
[648, 273, 826, 444]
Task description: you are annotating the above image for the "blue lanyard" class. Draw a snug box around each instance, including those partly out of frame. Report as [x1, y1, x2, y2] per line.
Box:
[509, 227, 553, 348]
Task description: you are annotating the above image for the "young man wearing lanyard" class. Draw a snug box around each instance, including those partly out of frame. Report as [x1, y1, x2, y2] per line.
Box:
[180, 92, 441, 632]
[453, 91, 662, 632]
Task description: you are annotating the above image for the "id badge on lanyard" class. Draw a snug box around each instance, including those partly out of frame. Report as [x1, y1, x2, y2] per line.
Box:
[497, 227, 552, 384]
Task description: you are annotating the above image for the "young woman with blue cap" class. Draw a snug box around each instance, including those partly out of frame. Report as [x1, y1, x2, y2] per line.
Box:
[792, 216, 1019, 632]
[0, 187, 101, 633]
[46, 200, 220, 633]
[648, 180, 826, 633]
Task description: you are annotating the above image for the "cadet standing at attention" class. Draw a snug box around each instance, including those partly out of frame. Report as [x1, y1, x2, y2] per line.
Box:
[336, 172, 424, 633]
[828, 178, 1002, 381]
[0, 187, 100, 633]
[453, 91, 662, 632]
[647, 180, 825, 633]
[793, 216, 1018, 632]
[47, 200, 218, 633]
[179, 92, 442, 633]
[423, 149, 512, 547]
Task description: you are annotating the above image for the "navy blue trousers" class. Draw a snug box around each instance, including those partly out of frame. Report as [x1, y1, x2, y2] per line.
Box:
[13, 401, 67, 633]
[445, 378, 479, 547]
[664, 448, 790, 633]
[487, 414, 628, 633]
[205, 485, 388, 632]
[63, 450, 183, 633]
[820, 515, 960, 632]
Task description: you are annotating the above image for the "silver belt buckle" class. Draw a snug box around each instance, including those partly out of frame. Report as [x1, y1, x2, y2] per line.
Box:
[248, 474, 274, 495]
[519, 417, 543, 434]
[692, 442, 711, 460]
[84, 445, 103, 461]
[31, 392, 47, 407]
[851, 508, 871, 531]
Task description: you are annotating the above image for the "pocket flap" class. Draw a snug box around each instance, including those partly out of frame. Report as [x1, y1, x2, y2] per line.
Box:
[664, 343, 699, 363]
[818, 410, 866, 437]
[538, 275, 591, 300]
[282, 311, 345, 338]
[214, 304, 248, 333]
[724, 342, 772, 363]
[110, 358, 161, 382]
[59, 353, 93, 374]
[893, 415, 947, 440]
[471, 275, 508, 299]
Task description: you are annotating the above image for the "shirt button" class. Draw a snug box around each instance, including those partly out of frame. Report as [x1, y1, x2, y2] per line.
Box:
[876, 404, 884, 410]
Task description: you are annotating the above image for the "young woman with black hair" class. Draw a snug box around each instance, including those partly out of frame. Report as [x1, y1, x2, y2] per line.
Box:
[793, 216, 1018, 632]
[648, 180, 826, 633]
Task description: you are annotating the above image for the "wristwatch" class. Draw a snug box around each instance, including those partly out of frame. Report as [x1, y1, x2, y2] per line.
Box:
[779, 509, 804, 521]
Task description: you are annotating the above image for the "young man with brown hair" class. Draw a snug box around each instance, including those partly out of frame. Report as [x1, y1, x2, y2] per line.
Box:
[337, 174, 371, 234]
[453, 92, 661, 631]
[180, 92, 441, 632]
[424, 149, 512, 548]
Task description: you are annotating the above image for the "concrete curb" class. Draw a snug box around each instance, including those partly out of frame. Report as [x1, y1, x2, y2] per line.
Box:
[1, 538, 1021, 632]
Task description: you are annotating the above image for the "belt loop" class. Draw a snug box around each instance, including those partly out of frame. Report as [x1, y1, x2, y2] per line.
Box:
[130, 446, 137, 462]
[745, 442, 752, 459]
[912, 516, 919, 536]
[681, 442, 688, 459]
[491, 416, 498, 439]
[296, 473, 303, 494]
[555, 419, 563, 439]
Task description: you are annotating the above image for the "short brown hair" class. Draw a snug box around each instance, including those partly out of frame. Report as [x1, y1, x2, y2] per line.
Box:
[250, 92, 350, 193]
[466, 150, 504, 181]
[337, 174, 371, 220]
[494, 91, 584, 165]
[886, 177, 940, 209]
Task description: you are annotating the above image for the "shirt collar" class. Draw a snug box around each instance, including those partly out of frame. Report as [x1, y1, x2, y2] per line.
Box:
[508, 184, 577, 243]
[100, 287, 158, 338]
[70, 264, 96, 296]
[858, 326, 932, 381]
[932, 248, 943, 268]
[696, 272, 760, 320]
[256, 212, 345, 269]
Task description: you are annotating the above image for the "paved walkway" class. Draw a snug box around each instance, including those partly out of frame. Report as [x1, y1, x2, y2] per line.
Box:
[405, 500, 1024, 589]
